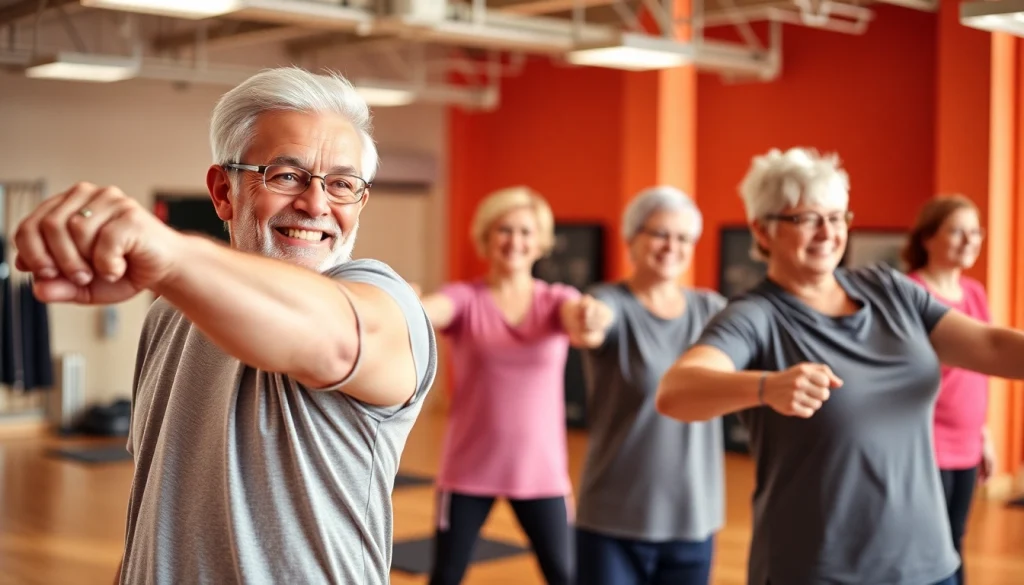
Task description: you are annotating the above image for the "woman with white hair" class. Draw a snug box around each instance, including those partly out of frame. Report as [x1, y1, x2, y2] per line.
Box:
[416, 186, 588, 585]
[655, 147, 1024, 585]
[570, 186, 727, 585]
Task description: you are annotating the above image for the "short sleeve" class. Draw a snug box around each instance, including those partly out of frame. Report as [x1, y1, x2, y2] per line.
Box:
[701, 289, 728, 316]
[437, 281, 477, 335]
[694, 298, 769, 371]
[321, 259, 438, 415]
[886, 267, 951, 332]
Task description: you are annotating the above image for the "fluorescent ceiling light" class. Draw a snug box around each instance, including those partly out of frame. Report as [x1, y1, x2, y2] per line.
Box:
[961, 0, 1024, 36]
[354, 83, 417, 107]
[566, 32, 693, 71]
[80, 0, 242, 19]
[25, 52, 139, 83]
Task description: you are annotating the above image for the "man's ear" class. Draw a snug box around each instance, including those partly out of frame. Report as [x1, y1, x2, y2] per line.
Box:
[207, 165, 234, 221]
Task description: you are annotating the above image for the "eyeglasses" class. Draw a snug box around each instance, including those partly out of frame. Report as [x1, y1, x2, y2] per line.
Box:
[764, 211, 854, 231]
[639, 228, 697, 245]
[944, 227, 986, 241]
[224, 163, 371, 205]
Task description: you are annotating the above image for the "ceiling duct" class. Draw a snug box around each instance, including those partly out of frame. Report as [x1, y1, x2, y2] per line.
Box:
[79, 0, 242, 19]
[226, 0, 375, 31]
[961, 0, 1024, 36]
[693, 31, 781, 80]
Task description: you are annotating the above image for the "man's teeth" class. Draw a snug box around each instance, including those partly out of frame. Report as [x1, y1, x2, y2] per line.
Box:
[284, 228, 324, 242]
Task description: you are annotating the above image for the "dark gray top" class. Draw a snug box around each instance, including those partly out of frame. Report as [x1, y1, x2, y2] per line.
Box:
[121, 259, 437, 585]
[576, 283, 727, 542]
[697, 264, 958, 585]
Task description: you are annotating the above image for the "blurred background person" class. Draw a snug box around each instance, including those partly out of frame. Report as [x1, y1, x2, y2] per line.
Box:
[572, 186, 727, 585]
[904, 194, 995, 585]
[416, 186, 587, 585]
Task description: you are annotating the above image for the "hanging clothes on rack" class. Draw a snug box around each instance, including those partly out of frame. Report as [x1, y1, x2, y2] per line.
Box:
[0, 181, 54, 392]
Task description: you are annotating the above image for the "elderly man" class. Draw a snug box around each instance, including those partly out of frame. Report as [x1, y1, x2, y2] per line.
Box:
[13, 67, 437, 584]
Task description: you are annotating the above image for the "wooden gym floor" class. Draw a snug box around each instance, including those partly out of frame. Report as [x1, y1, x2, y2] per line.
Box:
[1, 405, 1023, 585]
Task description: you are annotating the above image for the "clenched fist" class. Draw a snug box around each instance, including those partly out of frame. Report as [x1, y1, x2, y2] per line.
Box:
[576, 294, 608, 333]
[762, 363, 843, 418]
[13, 182, 184, 305]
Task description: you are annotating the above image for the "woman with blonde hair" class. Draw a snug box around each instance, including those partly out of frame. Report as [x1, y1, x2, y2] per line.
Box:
[655, 147, 1024, 585]
[904, 195, 995, 585]
[417, 186, 591, 585]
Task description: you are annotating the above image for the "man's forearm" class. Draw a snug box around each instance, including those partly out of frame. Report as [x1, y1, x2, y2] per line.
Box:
[153, 234, 358, 387]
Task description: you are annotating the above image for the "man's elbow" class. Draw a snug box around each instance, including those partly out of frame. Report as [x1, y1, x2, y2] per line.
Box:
[296, 335, 360, 390]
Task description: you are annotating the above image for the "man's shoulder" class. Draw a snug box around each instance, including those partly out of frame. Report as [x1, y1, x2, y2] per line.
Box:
[323, 258, 402, 284]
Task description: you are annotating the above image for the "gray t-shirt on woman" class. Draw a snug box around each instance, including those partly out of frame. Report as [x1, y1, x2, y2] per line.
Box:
[575, 283, 727, 542]
[696, 264, 959, 585]
[120, 258, 437, 585]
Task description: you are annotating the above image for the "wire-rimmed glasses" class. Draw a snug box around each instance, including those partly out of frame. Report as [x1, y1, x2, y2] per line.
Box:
[224, 163, 371, 205]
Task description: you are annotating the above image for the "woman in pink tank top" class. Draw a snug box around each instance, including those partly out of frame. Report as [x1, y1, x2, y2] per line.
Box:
[414, 186, 593, 585]
[904, 195, 995, 585]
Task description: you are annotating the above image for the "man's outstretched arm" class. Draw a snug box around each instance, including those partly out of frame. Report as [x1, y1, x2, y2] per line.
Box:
[155, 235, 417, 407]
[14, 183, 418, 408]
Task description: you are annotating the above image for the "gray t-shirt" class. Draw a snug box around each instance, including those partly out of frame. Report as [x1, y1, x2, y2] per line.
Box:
[697, 264, 959, 585]
[120, 258, 437, 585]
[575, 283, 727, 542]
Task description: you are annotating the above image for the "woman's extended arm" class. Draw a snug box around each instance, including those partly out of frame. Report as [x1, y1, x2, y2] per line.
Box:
[560, 294, 615, 349]
[656, 345, 843, 422]
[929, 309, 1024, 379]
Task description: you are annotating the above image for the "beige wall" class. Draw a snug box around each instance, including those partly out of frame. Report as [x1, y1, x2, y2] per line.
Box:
[0, 73, 448, 410]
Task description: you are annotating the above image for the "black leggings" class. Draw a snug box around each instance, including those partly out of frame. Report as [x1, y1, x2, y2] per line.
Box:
[940, 466, 978, 585]
[428, 491, 573, 585]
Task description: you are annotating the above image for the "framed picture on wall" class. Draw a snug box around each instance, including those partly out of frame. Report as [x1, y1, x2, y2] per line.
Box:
[718, 226, 767, 299]
[842, 229, 909, 272]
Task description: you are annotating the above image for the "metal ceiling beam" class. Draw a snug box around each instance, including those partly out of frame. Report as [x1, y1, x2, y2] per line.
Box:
[0, 0, 78, 27]
[489, 0, 618, 16]
[150, 21, 315, 53]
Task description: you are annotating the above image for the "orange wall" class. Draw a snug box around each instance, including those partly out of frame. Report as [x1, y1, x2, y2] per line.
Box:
[447, 60, 625, 282]
[449, 7, 939, 290]
[695, 6, 938, 289]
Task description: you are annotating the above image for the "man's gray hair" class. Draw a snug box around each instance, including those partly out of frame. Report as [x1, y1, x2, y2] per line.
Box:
[210, 66, 379, 182]
[622, 186, 703, 241]
[738, 147, 849, 223]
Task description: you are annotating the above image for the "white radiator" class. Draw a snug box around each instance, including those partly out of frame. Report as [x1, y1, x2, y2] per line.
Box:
[48, 353, 86, 434]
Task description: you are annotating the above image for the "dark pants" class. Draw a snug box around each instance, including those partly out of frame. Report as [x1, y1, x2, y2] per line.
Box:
[575, 527, 714, 585]
[940, 466, 978, 585]
[428, 491, 572, 585]
[932, 574, 959, 585]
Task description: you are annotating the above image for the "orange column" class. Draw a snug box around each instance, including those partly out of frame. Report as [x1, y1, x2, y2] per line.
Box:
[989, 32, 1024, 485]
[619, 0, 697, 283]
[936, 0, 1024, 490]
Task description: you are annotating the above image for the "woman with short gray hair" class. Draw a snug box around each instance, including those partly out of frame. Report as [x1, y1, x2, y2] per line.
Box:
[572, 185, 726, 585]
[656, 147, 1024, 585]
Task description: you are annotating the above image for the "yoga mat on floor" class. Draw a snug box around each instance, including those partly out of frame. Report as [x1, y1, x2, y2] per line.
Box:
[394, 472, 433, 489]
[49, 445, 132, 464]
[391, 536, 530, 575]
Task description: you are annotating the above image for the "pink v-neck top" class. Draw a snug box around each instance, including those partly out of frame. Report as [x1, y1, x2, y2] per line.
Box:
[434, 279, 580, 498]
[907, 273, 992, 470]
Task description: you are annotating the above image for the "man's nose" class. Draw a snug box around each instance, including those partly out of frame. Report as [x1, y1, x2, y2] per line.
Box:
[293, 178, 331, 217]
